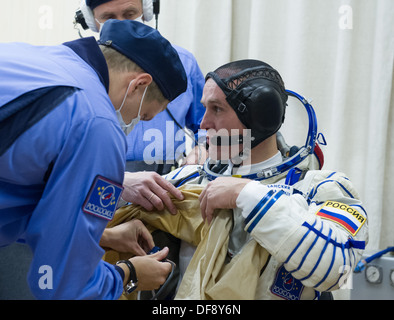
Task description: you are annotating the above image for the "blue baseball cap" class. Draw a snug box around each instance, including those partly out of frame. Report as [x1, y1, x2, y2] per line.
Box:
[86, 0, 111, 10]
[98, 19, 187, 102]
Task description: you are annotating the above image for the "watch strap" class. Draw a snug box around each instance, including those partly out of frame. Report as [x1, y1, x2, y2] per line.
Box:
[116, 260, 138, 294]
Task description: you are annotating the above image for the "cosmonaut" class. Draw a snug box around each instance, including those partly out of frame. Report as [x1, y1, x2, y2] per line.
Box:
[109, 59, 369, 300]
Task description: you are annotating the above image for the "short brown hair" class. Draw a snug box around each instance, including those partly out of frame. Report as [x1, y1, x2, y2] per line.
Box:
[100, 45, 168, 105]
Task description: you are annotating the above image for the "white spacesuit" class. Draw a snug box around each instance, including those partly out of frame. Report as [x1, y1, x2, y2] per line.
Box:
[106, 60, 368, 300]
[164, 149, 367, 299]
[161, 89, 368, 300]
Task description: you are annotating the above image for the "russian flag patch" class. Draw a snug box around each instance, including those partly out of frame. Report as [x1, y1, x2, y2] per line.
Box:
[316, 201, 366, 236]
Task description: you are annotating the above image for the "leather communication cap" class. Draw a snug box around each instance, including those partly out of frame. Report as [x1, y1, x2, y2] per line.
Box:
[206, 60, 288, 148]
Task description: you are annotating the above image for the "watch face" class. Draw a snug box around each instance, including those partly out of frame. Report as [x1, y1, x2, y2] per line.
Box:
[365, 265, 383, 284]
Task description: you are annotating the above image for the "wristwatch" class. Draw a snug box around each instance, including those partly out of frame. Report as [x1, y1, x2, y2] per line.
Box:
[116, 260, 138, 294]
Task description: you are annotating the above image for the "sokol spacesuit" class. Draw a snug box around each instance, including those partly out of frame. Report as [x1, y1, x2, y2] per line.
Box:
[107, 60, 368, 300]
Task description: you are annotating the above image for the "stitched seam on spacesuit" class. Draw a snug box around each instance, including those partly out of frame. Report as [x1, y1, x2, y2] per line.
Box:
[246, 190, 285, 233]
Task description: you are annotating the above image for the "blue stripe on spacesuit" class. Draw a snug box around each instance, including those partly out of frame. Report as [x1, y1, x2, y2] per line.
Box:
[288, 220, 363, 290]
[246, 190, 285, 233]
[299, 228, 332, 282]
[319, 245, 337, 289]
[287, 225, 322, 274]
[334, 181, 354, 198]
[177, 172, 200, 187]
[310, 180, 355, 199]
[326, 244, 351, 291]
[314, 236, 337, 288]
[302, 221, 365, 250]
[170, 166, 185, 180]
[326, 172, 336, 179]
[244, 190, 275, 225]
[285, 221, 317, 265]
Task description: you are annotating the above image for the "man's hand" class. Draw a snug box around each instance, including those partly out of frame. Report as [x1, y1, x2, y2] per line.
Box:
[199, 177, 252, 224]
[122, 171, 184, 214]
[100, 219, 154, 256]
[130, 247, 173, 291]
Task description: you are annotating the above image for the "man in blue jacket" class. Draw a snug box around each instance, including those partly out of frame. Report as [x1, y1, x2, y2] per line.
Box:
[0, 19, 187, 299]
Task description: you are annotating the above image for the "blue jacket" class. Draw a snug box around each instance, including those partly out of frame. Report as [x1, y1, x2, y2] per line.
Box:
[0, 37, 126, 299]
[125, 45, 205, 165]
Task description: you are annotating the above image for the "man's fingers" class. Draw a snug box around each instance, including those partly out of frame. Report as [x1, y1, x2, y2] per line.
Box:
[130, 243, 147, 256]
[150, 246, 169, 261]
[138, 196, 155, 211]
[150, 178, 184, 214]
[156, 177, 184, 200]
[140, 224, 155, 250]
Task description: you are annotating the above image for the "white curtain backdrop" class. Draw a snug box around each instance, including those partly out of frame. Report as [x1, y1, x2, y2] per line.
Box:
[1, 0, 393, 255]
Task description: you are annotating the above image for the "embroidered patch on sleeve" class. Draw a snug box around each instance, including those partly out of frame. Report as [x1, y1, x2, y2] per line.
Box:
[270, 265, 304, 300]
[316, 201, 366, 236]
[82, 175, 123, 221]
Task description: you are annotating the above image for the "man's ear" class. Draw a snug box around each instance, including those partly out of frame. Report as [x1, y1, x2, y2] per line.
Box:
[134, 73, 153, 90]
